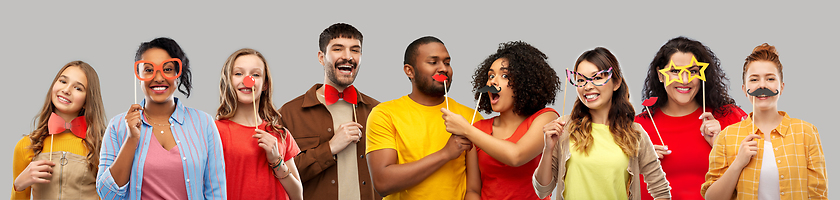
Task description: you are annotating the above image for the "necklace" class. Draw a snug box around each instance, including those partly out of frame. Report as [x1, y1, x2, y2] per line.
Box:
[146, 115, 172, 134]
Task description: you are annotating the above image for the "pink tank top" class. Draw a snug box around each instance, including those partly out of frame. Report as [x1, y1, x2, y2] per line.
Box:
[141, 132, 189, 200]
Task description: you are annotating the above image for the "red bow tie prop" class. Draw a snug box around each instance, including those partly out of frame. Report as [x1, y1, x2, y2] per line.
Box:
[324, 84, 357, 105]
[48, 112, 87, 139]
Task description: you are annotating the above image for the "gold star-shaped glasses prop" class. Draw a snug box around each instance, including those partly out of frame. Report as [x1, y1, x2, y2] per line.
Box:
[658, 56, 709, 86]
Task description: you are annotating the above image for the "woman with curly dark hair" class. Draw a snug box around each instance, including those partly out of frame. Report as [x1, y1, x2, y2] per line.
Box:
[635, 36, 746, 200]
[441, 41, 560, 200]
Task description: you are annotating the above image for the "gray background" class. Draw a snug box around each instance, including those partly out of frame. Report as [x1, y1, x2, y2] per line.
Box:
[2, 1, 837, 198]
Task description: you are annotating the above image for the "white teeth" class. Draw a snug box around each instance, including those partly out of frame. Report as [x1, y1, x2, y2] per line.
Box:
[585, 94, 599, 99]
[152, 87, 166, 91]
[58, 96, 70, 103]
[338, 65, 353, 70]
[240, 88, 252, 92]
[676, 88, 690, 91]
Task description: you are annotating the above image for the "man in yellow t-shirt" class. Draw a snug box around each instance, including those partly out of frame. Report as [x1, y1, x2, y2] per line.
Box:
[365, 36, 482, 200]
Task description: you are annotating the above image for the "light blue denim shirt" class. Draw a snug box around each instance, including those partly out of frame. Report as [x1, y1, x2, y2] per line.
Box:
[96, 98, 226, 200]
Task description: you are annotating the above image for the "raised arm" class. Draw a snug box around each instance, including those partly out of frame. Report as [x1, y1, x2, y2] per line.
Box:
[702, 134, 761, 200]
[443, 108, 556, 167]
[96, 106, 142, 200]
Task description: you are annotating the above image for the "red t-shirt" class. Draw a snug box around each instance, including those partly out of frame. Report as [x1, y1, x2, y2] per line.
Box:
[216, 119, 301, 200]
[634, 104, 747, 200]
[474, 107, 556, 200]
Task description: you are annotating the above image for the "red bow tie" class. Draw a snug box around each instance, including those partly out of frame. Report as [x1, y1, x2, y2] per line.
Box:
[324, 84, 357, 105]
[48, 112, 87, 139]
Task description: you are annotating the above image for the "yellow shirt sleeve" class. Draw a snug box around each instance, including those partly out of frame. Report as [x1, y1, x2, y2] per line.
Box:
[12, 137, 33, 199]
[805, 125, 828, 199]
[701, 124, 734, 198]
[366, 104, 397, 154]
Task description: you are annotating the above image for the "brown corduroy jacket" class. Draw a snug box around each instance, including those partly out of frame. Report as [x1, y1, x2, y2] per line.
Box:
[279, 84, 381, 200]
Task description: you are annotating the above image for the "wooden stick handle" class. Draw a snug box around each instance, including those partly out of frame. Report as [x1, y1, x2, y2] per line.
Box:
[646, 106, 665, 146]
[471, 93, 481, 124]
[443, 80, 449, 110]
[253, 88, 259, 127]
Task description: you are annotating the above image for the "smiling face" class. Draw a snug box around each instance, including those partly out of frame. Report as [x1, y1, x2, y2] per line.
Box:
[487, 58, 514, 112]
[319, 37, 361, 88]
[230, 54, 266, 105]
[659, 52, 702, 107]
[742, 60, 784, 111]
[52, 66, 88, 117]
[139, 48, 177, 103]
[576, 60, 619, 111]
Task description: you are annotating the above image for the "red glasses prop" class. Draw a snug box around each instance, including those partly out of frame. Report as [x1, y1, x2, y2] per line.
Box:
[134, 58, 183, 81]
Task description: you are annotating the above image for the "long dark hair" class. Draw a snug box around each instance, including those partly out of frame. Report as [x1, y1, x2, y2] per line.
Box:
[641, 36, 737, 117]
[568, 47, 640, 156]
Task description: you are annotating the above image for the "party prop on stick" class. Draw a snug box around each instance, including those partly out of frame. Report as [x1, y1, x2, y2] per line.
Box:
[47, 113, 87, 161]
[642, 97, 665, 146]
[433, 74, 449, 110]
[470, 85, 501, 124]
[325, 85, 360, 122]
[660, 56, 710, 135]
[134, 58, 184, 105]
[565, 67, 613, 122]
[746, 88, 779, 135]
[243, 76, 259, 127]
[685, 56, 709, 114]
[561, 68, 570, 118]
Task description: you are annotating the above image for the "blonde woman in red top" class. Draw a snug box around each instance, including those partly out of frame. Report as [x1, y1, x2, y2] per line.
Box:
[215, 48, 303, 200]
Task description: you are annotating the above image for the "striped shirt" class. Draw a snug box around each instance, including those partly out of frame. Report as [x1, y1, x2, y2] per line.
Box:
[96, 98, 227, 200]
[701, 111, 827, 199]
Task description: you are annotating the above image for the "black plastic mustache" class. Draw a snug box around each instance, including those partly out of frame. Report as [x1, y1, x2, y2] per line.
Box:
[477, 85, 501, 94]
[747, 88, 779, 97]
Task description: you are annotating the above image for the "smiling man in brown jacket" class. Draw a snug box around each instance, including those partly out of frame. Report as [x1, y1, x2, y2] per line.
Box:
[280, 23, 380, 200]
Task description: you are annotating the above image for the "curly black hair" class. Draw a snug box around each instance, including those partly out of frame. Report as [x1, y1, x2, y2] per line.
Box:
[135, 37, 192, 97]
[471, 41, 561, 116]
[641, 36, 737, 117]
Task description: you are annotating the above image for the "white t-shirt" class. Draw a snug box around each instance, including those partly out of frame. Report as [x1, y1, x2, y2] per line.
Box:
[758, 140, 781, 200]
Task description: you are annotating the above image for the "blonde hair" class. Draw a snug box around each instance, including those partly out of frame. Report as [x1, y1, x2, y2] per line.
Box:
[568, 47, 640, 156]
[29, 61, 106, 172]
[742, 43, 783, 82]
[216, 48, 286, 139]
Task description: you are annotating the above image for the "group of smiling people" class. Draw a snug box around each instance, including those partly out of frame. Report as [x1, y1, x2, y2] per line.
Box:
[12, 23, 826, 200]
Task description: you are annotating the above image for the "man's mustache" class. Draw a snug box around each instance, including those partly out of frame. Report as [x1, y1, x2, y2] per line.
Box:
[747, 88, 779, 97]
[335, 59, 357, 68]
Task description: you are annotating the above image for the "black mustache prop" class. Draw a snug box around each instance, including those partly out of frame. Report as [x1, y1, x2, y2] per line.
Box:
[747, 88, 779, 97]
[477, 85, 502, 94]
